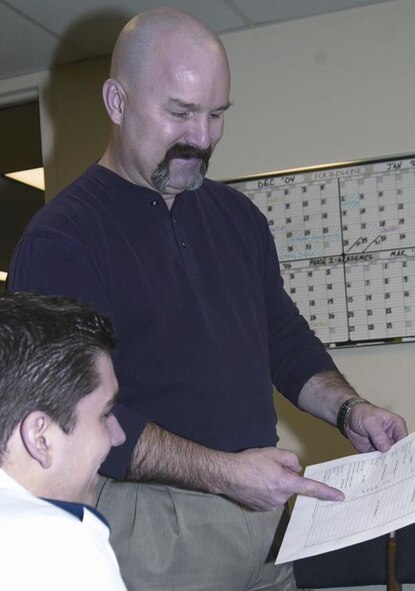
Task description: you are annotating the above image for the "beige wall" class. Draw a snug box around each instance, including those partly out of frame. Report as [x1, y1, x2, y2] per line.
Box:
[1, 0, 415, 468]
[211, 0, 415, 181]
[45, 56, 110, 198]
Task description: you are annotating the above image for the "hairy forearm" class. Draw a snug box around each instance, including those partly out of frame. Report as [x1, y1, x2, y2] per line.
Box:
[297, 370, 361, 425]
[126, 422, 344, 510]
[126, 422, 231, 493]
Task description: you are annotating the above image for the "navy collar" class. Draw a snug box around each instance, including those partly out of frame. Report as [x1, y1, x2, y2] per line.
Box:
[42, 498, 110, 529]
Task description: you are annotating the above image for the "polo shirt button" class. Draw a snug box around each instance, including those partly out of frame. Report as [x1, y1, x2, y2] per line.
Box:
[181, 241, 187, 247]
[151, 200, 158, 206]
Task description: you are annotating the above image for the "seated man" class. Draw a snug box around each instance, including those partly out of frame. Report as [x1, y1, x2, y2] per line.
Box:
[0, 292, 127, 591]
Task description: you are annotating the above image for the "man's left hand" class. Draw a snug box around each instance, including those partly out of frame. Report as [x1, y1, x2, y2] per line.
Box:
[346, 403, 407, 453]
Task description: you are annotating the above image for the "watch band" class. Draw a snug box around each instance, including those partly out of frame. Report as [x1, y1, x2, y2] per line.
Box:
[336, 397, 371, 437]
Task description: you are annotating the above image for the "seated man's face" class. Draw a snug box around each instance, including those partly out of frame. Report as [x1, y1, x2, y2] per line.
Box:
[52, 352, 125, 504]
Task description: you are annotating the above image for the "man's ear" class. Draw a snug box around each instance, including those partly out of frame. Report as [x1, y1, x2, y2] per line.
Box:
[20, 411, 54, 469]
[102, 78, 125, 125]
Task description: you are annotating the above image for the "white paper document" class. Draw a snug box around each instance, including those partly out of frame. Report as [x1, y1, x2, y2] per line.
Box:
[276, 431, 415, 564]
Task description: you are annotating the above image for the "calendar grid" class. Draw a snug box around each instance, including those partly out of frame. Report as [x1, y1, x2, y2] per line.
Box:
[226, 154, 415, 346]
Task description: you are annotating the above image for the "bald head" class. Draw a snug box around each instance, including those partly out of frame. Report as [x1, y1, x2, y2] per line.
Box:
[100, 6, 231, 199]
[110, 7, 229, 87]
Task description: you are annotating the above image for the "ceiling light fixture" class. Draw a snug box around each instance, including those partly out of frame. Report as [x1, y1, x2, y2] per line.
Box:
[5, 168, 45, 191]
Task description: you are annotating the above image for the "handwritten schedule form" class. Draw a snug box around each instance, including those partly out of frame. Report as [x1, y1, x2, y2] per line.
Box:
[276, 432, 415, 563]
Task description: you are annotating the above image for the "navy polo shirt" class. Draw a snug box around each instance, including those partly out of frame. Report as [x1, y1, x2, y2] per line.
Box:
[8, 164, 336, 478]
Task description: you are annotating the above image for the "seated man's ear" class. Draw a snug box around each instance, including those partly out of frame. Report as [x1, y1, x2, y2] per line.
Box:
[20, 412, 54, 469]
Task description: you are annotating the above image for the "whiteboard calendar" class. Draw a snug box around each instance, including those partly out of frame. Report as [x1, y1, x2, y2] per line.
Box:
[226, 154, 415, 346]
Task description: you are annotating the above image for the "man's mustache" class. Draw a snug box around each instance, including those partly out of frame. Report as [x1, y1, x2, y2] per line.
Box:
[150, 143, 212, 192]
[163, 143, 212, 165]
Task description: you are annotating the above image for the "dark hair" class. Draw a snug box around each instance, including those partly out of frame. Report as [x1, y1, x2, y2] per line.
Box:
[0, 292, 117, 461]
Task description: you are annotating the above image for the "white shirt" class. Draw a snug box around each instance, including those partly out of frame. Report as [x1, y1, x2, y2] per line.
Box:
[0, 469, 127, 591]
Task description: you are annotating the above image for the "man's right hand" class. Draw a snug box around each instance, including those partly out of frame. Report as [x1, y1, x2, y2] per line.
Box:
[217, 447, 344, 511]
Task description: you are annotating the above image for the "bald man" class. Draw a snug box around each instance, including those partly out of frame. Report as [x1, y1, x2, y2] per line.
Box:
[8, 7, 407, 591]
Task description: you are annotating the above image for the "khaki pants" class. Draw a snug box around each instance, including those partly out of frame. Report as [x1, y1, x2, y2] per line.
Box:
[96, 477, 297, 591]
